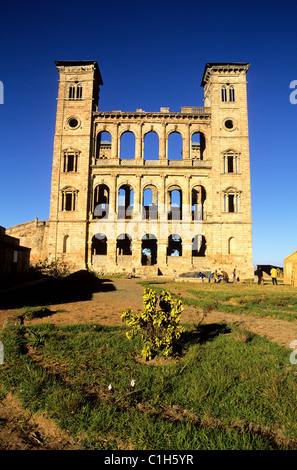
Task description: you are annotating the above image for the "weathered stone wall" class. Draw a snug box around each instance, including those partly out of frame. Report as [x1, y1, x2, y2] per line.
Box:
[284, 251, 297, 286]
[6, 218, 48, 264]
[15, 61, 254, 280]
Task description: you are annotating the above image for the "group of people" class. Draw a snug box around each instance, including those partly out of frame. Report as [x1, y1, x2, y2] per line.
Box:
[255, 266, 278, 285]
[197, 268, 238, 283]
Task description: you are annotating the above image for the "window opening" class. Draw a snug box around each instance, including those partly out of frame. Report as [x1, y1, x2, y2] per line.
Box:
[168, 187, 182, 220]
[62, 188, 77, 211]
[229, 85, 235, 102]
[96, 131, 111, 160]
[94, 184, 109, 219]
[143, 186, 158, 220]
[144, 131, 159, 161]
[117, 234, 132, 255]
[192, 235, 206, 257]
[76, 84, 82, 100]
[118, 185, 134, 219]
[69, 85, 75, 100]
[168, 132, 183, 160]
[92, 234, 107, 255]
[120, 131, 135, 160]
[141, 234, 157, 265]
[191, 132, 206, 160]
[192, 185, 206, 221]
[167, 234, 182, 256]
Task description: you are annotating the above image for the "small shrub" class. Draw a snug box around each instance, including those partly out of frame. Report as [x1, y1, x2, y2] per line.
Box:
[34, 258, 70, 278]
[121, 288, 185, 361]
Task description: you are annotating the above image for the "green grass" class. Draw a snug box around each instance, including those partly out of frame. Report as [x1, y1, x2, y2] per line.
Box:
[142, 281, 297, 322]
[1, 320, 297, 450]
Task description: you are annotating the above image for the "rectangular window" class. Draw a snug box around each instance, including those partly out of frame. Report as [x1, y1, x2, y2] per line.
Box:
[67, 154, 74, 172]
[228, 194, 235, 213]
[63, 153, 78, 172]
[62, 192, 76, 211]
[227, 156, 234, 173]
[76, 85, 82, 99]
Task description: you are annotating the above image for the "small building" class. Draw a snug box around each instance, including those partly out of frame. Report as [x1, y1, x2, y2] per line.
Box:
[0, 226, 31, 275]
[284, 251, 297, 286]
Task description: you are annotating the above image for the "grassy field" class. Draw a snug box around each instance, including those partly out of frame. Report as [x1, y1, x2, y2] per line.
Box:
[145, 280, 297, 322]
[1, 281, 297, 450]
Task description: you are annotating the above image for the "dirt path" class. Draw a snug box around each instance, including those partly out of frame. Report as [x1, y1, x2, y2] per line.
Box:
[1, 277, 297, 348]
[1, 277, 297, 450]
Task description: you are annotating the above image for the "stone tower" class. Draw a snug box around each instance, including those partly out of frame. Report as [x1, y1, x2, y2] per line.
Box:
[48, 61, 103, 266]
[47, 61, 253, 278]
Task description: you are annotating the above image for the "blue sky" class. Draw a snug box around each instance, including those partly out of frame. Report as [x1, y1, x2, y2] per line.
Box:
[0, 0, 296, 268]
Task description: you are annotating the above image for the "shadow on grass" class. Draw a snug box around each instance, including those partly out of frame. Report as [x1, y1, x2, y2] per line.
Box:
[177, 323, 232, 355]
[0, 270, 116, 309]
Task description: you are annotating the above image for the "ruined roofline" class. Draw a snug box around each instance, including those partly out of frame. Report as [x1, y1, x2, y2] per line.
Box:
[201, 62, 250, 87]
[55, 60, 103, 85]
[93, 107, 211, 118]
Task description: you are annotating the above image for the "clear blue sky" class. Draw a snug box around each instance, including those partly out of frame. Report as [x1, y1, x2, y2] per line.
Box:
[0, 0, 296, 268]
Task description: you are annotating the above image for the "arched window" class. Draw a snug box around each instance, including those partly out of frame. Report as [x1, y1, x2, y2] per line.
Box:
[118, 184, 134, 219]
[69, 85, 75, 100]
[92, 234, 107, 255]
[63, 235, 69, 253]
[93, 184, 109, 219]
[192, 235, 206, 257]
[228, 237, 236, 255]
[191, 132, 206, 160]
[96, 131, 112, 160]
[120, 131, 135, 160]
[192, 185, 206, 221]
[221, 86, 227, 102]
[144, 131, 159, 161]
[141, 234, 157, 265]
[168, 186, 182, 220]
[168, 132, 183, 160]
[229, 85, 235, 102]
[167, 234, 182, 257]
[76, 84, 82, 100]
[143, 185, 158, 220]
[117, 233, 132, 255]
[222, 85, 235, 102]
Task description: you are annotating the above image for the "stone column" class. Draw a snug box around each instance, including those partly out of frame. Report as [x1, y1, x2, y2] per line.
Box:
[135, 123, 143, 162]
[111, 124, 119, 163]
[159, 123, 167, 161]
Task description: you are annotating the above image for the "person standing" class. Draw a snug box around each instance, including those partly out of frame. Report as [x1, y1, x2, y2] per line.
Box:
[256, 267, 263, 285]
[232, 268, 237, 283]
[270, 267, 278, 285]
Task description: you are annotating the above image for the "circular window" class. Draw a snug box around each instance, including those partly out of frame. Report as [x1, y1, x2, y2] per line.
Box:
[67, 117, 80, 129]
[223, 118, 237, 131]
[225, 119, 234, 129]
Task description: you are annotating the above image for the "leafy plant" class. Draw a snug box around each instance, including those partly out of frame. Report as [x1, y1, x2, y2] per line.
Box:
[34, 258, 70, 278]
[121, 288, 185, 360]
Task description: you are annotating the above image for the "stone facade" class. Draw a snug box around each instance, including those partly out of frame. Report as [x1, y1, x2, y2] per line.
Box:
[0, 227, 31, 275]
[12, 61, 254, 279]
[6, 218, 48, 265]
[284, 251, 297, 286]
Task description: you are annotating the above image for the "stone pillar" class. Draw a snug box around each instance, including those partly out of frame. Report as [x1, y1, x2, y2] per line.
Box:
[111, 124, 119, 163]
[159, 123, 167, 161]
[183, 124, 191, 162]
[135, 123, 143, 162]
